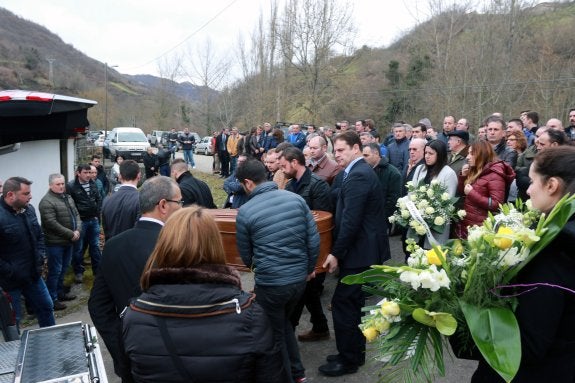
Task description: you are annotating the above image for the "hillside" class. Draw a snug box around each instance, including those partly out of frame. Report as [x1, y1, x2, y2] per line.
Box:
[1, 2, 574, 134]
[0, 8, 207, 134]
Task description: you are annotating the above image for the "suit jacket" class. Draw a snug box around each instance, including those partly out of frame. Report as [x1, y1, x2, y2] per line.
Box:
[88, 220, 162, 382]
[331, 158, 390, 269]
[101, 185, 140, 240]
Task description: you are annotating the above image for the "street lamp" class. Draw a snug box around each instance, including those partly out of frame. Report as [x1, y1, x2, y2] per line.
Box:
[104, 62, 118, 139]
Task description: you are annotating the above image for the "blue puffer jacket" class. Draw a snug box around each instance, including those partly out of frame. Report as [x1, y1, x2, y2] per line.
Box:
[0, 198, 46, 291]
[236, 182, 319, 286]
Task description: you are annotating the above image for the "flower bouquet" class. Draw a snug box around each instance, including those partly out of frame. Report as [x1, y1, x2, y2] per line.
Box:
[344, 195, 575, 382]
[389, 180, 465, 245]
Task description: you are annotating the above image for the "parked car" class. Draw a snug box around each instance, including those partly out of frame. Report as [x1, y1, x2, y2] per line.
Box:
[194, 136, 213, 155]
[148, 130, 167, 147]
[86, 131, 100, 144]
[106, 127, 150, 162]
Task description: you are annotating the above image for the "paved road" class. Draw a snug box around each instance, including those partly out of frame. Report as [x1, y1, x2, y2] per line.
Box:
[45, 153, 478, 382]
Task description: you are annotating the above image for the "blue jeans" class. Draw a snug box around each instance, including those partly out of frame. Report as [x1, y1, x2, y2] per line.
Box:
[229, 155, 238, 175]
[8, 278, 55, 328]
[255, 281, 306, 382]
[183, 149, 195, 167]
[46, 245, 73, 301]
[73, 218, 102, 275]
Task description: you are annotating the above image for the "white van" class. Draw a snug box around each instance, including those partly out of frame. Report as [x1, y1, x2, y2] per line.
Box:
[106, 127, 150, 161]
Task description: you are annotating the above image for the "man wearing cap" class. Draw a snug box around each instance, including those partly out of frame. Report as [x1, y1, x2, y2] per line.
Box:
[447, 130, 470, 177]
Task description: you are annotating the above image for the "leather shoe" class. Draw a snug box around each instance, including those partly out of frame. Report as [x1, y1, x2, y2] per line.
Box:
[58, 293, 77, 302]
[53, 301, 67, 311]
[318, 361, 358, 377]
[326, 354, 365, 366]
[298, 330, 329, 342]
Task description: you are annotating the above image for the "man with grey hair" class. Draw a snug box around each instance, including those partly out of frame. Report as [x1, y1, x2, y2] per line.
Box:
[89, 176, 182, 382]
[39, 173, 82, 311]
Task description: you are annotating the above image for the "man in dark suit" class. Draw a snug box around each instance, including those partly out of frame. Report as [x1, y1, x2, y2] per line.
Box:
[319, 131, 391, 377]
[215, 128, 231, 178]
[88, 176, 182, 383]
[101, 160, 141, 239]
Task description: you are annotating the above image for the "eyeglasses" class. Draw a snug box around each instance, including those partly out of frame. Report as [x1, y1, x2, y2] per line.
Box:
[160, 199, 184, 206]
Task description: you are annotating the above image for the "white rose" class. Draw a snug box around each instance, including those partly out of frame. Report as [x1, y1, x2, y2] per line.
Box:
[434, 216, 445, 226]
[426, 189, 434, 198]
[441, 193, 450, 201]
[410, 194, 417, 201]
[425, 207, 435, 215]
[401, 210, 410, 219]
[457, 210, 467, 219]
[415, 225, 427, 236]
[430, 179, 439, 185]
[388, 216, 396, 223]
[419, 186, 427, 192]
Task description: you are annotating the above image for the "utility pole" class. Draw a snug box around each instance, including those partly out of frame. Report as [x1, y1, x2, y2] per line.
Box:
[47, 58, 55, 89]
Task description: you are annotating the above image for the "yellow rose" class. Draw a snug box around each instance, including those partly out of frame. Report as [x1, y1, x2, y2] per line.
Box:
[452, 240, 464, 256]
[426, 248, 446, 266]
[373, 318, 391, 333]
[362, 327, 379, 342]
[381, 301, 400, 316]
[493, 226, 514, 250]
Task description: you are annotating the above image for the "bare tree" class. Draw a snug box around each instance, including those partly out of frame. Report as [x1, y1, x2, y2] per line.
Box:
[184, 38, 231, 133]
[278, 0, 356, 122]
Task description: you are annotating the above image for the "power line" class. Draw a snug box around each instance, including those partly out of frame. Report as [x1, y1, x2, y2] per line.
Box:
[126, 0, 240, 72]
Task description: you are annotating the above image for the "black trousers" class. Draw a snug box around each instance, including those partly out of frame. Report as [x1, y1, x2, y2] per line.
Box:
[219, 150, 230, 177]
[331, 267, 368, 367]
[290, 272, 328, 333]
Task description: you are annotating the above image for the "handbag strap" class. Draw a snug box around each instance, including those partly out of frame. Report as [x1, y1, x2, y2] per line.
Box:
[155, 315, 195, 382]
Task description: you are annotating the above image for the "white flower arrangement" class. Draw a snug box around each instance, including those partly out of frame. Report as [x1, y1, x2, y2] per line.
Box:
[390, 180, 464, 234]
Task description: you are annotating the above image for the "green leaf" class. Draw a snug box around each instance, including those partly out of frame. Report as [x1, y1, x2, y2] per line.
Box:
[412, 308, 435, 327]
[460, 301, 521, 382]
[433, 313, 457, 336]
[341, 268, 393, 285]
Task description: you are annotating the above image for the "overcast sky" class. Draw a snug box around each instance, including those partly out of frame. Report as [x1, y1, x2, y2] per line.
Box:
[1, 0, 428, 81]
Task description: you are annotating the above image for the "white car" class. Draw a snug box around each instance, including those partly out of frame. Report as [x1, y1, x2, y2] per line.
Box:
[94, 134, 106, 147]
[107, 127, 150, 161]
[194, 136, 213, 155]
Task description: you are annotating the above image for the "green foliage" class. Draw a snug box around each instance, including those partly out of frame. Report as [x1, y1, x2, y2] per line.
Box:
[460, 302, 521, 382]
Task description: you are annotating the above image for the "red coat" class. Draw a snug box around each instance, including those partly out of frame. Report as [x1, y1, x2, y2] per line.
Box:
[456, 161, 515, 239]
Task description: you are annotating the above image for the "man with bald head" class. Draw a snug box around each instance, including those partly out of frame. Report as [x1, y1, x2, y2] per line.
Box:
[546, 118, 563, 131]
[307, 135, 341, 185]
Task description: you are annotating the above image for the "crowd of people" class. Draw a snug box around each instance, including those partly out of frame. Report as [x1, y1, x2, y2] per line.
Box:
[1, 108, 575, 382]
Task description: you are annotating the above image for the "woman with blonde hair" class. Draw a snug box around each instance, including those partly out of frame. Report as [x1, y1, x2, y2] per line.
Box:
[122, 206, 282, 382]
[456, 140, 515, 238]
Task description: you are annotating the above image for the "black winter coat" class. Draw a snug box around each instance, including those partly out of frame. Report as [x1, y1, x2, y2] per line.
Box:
[66, 178, 102, 220]
[285, 167, 332, 212]
[471, 218, 575, 382]
[122, 264, 283, 383]
[0, 199, 46, 290]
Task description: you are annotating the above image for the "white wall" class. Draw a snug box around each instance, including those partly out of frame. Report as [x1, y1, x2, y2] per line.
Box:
[0, 139, 75, 219]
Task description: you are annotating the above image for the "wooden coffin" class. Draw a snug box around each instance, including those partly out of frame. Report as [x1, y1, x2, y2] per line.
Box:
[207, 209, 333, 273]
